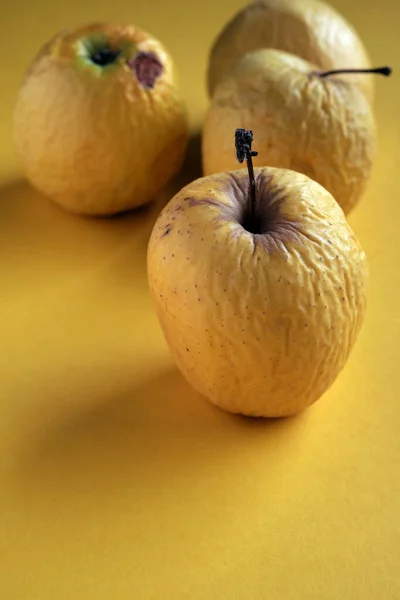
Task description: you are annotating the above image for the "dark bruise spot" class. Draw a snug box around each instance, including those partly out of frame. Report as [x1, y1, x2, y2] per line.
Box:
[185, 196, 221, 209]
[161, 225, 172, 238]
[183, 171, 305, 255]
[128, 51, 163, 88]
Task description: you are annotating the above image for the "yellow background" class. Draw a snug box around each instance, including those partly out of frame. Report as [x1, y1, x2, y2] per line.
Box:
[1, 0, 399, 598]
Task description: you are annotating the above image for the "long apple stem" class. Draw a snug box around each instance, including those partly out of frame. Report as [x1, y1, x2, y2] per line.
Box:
[235, 128, 258, 224]
[311, 66, 392, 78]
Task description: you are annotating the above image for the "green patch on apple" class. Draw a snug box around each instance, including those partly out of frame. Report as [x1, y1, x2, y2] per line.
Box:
[75, 34, 137, 73]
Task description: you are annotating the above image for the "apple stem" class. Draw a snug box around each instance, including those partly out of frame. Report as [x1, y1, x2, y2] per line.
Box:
[235, 128, 258, 224]
[311, 66, 392, 79]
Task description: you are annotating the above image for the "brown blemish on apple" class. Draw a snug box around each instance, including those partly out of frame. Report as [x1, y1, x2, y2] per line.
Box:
[161, 224, 172, 238]
[128, 51, 163, 88]
[185, 196, 221, 209]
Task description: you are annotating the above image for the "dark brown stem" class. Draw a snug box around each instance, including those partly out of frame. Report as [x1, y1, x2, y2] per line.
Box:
[247, 151, 256, 219]
[311, 66, 392, 79]
[235, 128, 258, 225]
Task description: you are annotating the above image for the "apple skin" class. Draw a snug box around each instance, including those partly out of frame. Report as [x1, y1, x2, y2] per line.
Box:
[202, 49, 376, 216]
[13, 22, 189, 216]
[207, 0, 374, 103]
[147, 167, 368, 417]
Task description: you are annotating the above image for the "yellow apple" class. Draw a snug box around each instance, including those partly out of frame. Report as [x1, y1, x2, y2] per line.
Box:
[202, 49, 379, 215]
[147, 130, 368, 417]
[13, 22, 189, 216]
[207, 0, 374, 102]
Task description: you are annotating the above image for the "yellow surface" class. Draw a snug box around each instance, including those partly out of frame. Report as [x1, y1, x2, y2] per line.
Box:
[0, 1, 399, 598]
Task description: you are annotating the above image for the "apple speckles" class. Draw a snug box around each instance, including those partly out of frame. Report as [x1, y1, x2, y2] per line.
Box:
[161, 225, 172, 238]
[128, 51, 163, 88]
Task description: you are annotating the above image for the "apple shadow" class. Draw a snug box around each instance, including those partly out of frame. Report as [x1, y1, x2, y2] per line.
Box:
[14, 366, 309, 504]
[4, 131, 309, 505]
[0, 130, 202, 218]
[0, 131, 203, 295]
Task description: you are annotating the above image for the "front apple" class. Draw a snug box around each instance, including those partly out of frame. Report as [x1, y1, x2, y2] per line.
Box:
[147, 160, 368, 417]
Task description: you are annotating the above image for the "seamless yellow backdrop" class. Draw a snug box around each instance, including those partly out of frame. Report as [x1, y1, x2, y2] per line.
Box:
[0, 1, 399, 599]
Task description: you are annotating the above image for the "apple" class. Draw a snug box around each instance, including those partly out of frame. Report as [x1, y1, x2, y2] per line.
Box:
[13, 22, 189, 216]
[147, 129, 369, 417]
[202, 49, 391, 215]
[207, 0, 374, 103]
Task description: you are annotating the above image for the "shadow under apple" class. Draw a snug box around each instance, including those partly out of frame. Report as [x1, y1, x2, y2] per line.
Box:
[0, 130, 202, 220]
[0, 131, 202, 296]
[14, 366, 310, 505]
[3, 130, 310, 510]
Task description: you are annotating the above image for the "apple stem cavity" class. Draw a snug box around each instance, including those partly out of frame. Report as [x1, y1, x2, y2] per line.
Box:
[235, 128, 259, 232]
[310, 66, 392, 79]
[90, 47, 122, 67]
